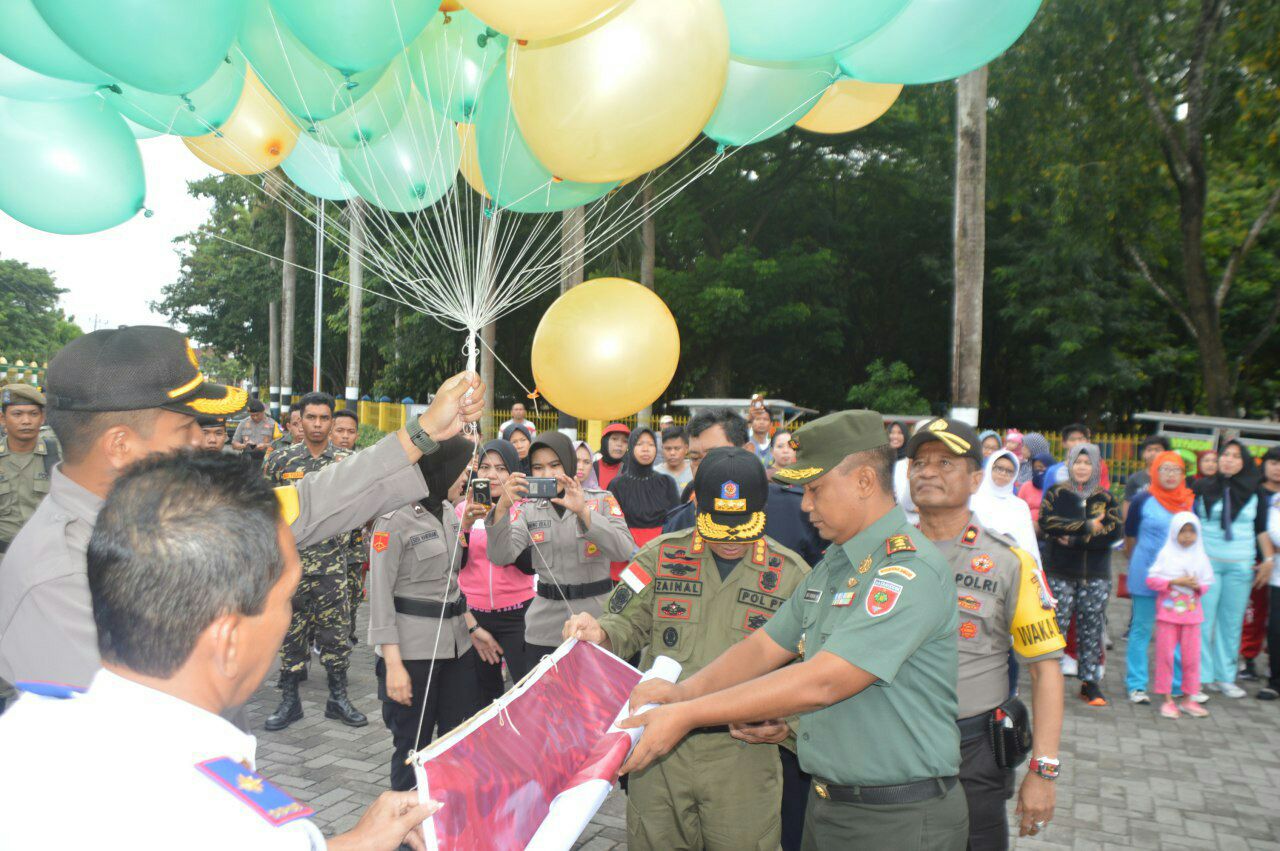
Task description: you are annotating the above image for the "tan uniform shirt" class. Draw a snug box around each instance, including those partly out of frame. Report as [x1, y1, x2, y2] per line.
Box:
[0, 439, 54, 545]
[486, 489, 634, 647]
[0, 432, 427, 686]
[368, 501, 469, 661]
[231, 416, 279, 449]
[936, 518, 1065, 719]
[599, 530, 810, 678]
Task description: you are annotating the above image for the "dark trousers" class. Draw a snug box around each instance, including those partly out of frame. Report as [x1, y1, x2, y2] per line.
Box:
[376, 653, 480, 791]
[1269, 587, 1280, 688]
[526, 642, 558, 662]
[472, 601, 535, 705]
[779, 746, 810, 851]
[281, 571, 350, 674]
[958, 734, 1016, 851]
[800, 779, 968, 850]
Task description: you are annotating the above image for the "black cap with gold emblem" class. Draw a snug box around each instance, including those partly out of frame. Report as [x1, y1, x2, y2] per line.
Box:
[694, 447, 768, 543]
[46, 326, 247, 417]
[905, 416, 983, 466]
[773, 409, 889, 486]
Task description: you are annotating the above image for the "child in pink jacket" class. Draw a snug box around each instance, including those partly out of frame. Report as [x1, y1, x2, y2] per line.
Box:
[1146, 511, 1215, 718]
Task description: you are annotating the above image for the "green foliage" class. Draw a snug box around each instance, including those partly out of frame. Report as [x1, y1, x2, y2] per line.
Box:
[0, 256, 82, 361]
[845, 360, 931, 414]
[355, 423, 383, 449]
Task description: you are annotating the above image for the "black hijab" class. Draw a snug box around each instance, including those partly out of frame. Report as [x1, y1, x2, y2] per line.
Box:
[608, 428, 678, 528]
[481, 438, 520, 477]
[888, 421, 908, 460]
[502, 423, 534, 474]
[1194, 439, 1261, 536]
[529, 431, 576, 516]
[416, 435, 475, 522]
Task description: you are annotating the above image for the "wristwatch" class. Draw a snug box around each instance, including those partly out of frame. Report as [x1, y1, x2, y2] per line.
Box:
[1028, 757, 1060, 780]
[406, 415, 440, 456]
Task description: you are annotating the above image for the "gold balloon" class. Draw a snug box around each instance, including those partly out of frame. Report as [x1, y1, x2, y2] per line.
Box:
[440, 0, 463, 11]
[461, 0, 623, 42]
[456, 122, 488, 198]
[532, 277, 679, 421]
[184, 69, 299, 175]
[508, 0, 728, 183]
[795, 78, 902, 135]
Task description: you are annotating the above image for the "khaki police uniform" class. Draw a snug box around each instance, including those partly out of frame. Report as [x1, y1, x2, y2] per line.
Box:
[368, 500, 479, 791]
[940, 519, 1064, 851]
[601, 528, 809, 851]
[0, 436, 55, 550]
[486, 490, 634, 653]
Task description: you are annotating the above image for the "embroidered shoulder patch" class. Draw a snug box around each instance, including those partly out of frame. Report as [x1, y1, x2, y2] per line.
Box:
[371, 531, 390, 553]
[885, 534, 916, 556]
[878, 565, 916, 581]
[196, 757, 314, 826]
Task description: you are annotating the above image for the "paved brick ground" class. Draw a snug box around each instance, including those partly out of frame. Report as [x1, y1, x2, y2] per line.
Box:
[250, 590, 1280, 849]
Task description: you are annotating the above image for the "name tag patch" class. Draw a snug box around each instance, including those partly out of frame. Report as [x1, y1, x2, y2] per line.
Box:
[803, 588, 822, 604]
[656, 578, 702, 596]
[737, 588, 786, 611]
[407, 531, 440, 547]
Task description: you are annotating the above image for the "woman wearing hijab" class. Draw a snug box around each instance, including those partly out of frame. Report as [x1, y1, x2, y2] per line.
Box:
[1121, 450, 1196, 704]
[367, 436, 503, 791]
[608, 427, 679, 580]
[593, 422, 630, 489]
[1041, 443, 1122, 706]
[978, 429, 1002, 459]
[502, 423, 534, 474]
[457, 439, 537, 705]
[886, 421, 908, 459]
[971, 449, 1041, 565]
[1193, 449, 1218, 480]
[1020, 433, 1051, 482]
[1245, 447, 1280, 686]
[574, 440, 600, 490]
[1191, 439, 1262, 699]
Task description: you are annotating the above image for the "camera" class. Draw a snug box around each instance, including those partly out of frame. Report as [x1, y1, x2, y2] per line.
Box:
[526, 477, 558, 500]
[470, 477, 492, 507]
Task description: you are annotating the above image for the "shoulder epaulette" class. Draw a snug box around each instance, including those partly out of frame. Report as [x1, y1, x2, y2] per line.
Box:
[196, 757, 314, 826]
[886, 533, 917, 555]
[14, 681, 85, 699]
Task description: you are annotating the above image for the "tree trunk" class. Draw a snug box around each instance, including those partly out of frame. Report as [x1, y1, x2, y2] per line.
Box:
[1178, 184, 1234, 415]
[346, 199, 364, 409]
[481, 320, 496, 438]
[637, 184, 656, 429]
[268, 299, 280, 419]
[950, 67, 987, 426]
[280, 206, 297, 415]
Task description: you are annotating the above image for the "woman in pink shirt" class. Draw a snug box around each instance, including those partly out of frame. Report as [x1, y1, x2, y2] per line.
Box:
[458, 438, 536, 705]
[1146, 511, 1215, 719]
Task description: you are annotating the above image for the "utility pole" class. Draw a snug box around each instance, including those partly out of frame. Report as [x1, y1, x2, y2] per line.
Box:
[312, 198, 325, 393]
[950, 66, 987, 427]
[345, 199, 364, 409]
[268, 299, 280, 418]
[280, 206, 297, 415]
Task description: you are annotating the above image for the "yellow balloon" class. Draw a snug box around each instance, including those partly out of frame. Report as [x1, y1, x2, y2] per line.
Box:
[532, 278, 679, 421]
[795, 78, 902, 135]
[508, 0, 728, 183]
[456, 122, 488, 198]
[184, 69, 299, 175]
[461, 0, 623, 42]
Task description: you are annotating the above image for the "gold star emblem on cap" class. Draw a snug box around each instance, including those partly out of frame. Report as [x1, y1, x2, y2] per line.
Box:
[858, 556, 872, 574]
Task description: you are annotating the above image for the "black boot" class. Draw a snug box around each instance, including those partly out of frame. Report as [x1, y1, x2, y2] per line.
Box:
[325, 668, 368, 727]
[265, 672, 303, 731]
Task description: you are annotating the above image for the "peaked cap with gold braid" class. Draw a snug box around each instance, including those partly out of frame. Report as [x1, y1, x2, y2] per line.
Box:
[904, 417, 983, 465]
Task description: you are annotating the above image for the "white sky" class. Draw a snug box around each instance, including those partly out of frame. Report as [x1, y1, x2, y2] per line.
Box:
[0, 136, 217, 333]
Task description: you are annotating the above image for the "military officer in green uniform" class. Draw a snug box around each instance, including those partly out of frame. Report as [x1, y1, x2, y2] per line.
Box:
[907, 417, 1065, 847]
[619, 410, 968, 851]
[263, 391, 365, 731]
[564, 447, 810, 850]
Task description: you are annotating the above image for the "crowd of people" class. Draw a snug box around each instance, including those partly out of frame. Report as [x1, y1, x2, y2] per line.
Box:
[0, 326, 1278, 850]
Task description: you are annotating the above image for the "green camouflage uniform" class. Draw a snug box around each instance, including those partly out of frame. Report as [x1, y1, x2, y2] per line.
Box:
[265, 441, 354, 673]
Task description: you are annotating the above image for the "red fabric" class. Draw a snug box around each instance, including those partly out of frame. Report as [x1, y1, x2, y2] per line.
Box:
[1147, 451, 1194, 515]
[1242, 585, 1269, 659]
[611, 527, 662, 581]
[419, 642, 641, 851]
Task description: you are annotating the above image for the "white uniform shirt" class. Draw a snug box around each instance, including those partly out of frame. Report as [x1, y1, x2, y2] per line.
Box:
[0, 670, 325, 850]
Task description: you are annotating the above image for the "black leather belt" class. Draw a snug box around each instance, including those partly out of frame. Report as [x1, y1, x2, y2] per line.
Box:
[956, 710, 992, 742]
[689, 725, 731, 736]
[813, 775, 958, 805]
[536, 578, 614, 601]
[393, 595, 467, 619]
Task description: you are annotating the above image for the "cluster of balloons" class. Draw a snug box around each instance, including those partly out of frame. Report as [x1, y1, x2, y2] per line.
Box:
[0, 0, 1043, 235]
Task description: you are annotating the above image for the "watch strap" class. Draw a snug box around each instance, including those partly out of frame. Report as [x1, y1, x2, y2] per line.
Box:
[406, 416, 439, 455]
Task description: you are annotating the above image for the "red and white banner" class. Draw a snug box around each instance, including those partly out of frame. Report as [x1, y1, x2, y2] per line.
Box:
[411, 640, 680, 851]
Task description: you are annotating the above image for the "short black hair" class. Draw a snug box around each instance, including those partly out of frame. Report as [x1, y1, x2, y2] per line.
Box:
[661, 425, 687, 445]
[298, 391, 335, 414]
[46, 408, 159, 465]
[248, 399, 265, 413]
[88, 450, 285, 678]
[839, 444, 897, 496]
[1140, 435, 1170, 452]
[286, 408, 301, 422]
[1061, 422, 1090, 440]
[334, 409, 358, 425]
[687, 408, 749, 447]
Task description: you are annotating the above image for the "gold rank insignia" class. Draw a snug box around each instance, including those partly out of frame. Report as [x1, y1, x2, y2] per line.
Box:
[847, 577, 859, 588]
[237, 774, 265, 794]
[858, 556, 872, 574]
[797, 633, 806, 660]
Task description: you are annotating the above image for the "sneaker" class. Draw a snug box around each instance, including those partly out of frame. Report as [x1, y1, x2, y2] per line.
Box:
[1256, 685, 1279, 701]
[1061, 656, 1079, 678]
[1081, 682, 1108, 707]
[1189, 691, 1211, 704]
[1128, 689, 1151, 705]
[1159, 700, 1181, 719]
[1204, 682, 1223, 693]
[1179, 699, 1210, 718]
[1218, 682, 1247, 699]
[1239, 659, 1259, 681]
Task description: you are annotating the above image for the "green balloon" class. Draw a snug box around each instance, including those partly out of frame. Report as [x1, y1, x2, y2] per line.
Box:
[123, 115, 164, 139]
[704, 56, 836, 148]
[270, 0, 436, 75]
[239, 0, 389, 123]
[282, 131, 357, 200]
[310, 55, 411, 149]
[0, 95, 145, 234]
[721, 0, 909, 62]
[0, 51, 98, 101]
[103, 52, 246, 136]
[339, 89, 459, 213]
[408, 10, 506, 124]
[473, 70, 617, 214]
[32, 0, 248, 95]
[837, 0, 1043, 84]
[0, 0, 111, 85]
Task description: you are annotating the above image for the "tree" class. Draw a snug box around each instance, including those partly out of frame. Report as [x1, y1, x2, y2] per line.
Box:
[0, 257, 82, 361]
[846, 360, 931, 414]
